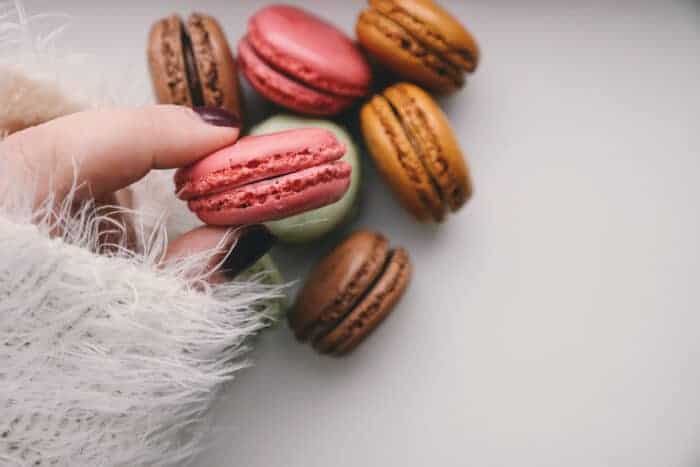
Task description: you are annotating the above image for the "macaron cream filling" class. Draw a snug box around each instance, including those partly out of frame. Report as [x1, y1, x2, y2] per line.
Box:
[180, 19, 205, 107]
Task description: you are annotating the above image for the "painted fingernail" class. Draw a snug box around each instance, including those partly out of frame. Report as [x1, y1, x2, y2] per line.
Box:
[194, 107, 241, 128]
[223, 225, 276, 278]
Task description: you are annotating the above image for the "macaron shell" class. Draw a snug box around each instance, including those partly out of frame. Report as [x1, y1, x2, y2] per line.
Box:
[292, 231, 390, 341]
[148, 15, 192, 107]
[314, 247, 412, 356]
[189, 161, 352, 226]
[384, 83, 472, 210]
[238, 37, 354, 116]
[369, 0, 480, 72]
[356, 9, 463, 92]
[248, 5, 371, 97]
[186, 13, 244, 120]
[360, 94, 444, 222]
[250, 115, 362, 244]
[175, 127, 345, 200]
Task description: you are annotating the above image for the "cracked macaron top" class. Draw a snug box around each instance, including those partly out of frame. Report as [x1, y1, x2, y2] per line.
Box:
[356, 0, 479, 93]
[148, 12, 244, 122]
[290, 230, 412, 356]
[360, 82, 472, 222]
[175, 128, 352, 226]
[238, 4, 372, 116]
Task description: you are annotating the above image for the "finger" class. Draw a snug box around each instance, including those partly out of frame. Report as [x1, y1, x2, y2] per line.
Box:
[1, 105, 240, 204]
[163, 224, 276, 283]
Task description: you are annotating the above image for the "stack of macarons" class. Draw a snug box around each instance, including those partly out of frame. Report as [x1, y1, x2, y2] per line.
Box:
[147, 0, 480, 355]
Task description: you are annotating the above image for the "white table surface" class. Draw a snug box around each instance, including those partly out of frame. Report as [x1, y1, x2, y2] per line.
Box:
[22, 0, 700, 465]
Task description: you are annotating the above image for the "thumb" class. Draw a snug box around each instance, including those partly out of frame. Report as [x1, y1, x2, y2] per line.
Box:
[0, 105, 240, 204]
[163, 225, 276, 283]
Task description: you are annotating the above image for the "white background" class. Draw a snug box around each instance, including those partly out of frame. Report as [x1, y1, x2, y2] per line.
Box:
[22, 1, 700, 466]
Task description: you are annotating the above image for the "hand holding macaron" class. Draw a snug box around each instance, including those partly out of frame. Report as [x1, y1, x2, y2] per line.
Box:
[0, 105, 277, 282]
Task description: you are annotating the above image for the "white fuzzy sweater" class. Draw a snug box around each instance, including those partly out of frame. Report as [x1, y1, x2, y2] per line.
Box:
[0, 3, 282, 466]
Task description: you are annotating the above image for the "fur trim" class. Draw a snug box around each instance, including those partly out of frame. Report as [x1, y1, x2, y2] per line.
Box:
[0, 153, 285, 467]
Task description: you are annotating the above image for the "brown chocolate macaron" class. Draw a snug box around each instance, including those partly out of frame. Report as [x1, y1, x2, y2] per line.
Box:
[148, 13, 244, 122]
[290, 230, 412, 356]
[356, 0, 479, 93]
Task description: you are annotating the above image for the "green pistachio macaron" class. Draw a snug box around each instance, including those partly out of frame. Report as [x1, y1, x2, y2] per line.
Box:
[249, 114, 362, 243]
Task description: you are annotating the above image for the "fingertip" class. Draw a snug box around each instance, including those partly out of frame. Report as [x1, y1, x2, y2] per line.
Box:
[192, 106, 242, 130]
[163, 224, 276, 284]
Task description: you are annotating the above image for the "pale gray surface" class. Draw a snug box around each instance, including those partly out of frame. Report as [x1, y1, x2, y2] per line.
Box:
[24, 1, 700, 466]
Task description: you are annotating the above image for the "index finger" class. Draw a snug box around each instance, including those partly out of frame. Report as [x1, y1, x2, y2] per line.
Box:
[0, 105, 240, 203]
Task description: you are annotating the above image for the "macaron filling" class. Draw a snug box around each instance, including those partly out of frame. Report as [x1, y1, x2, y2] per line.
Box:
[179, 18, 205, 107]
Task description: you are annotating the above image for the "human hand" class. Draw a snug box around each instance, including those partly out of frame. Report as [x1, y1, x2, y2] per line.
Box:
[0, 105, 275, 280]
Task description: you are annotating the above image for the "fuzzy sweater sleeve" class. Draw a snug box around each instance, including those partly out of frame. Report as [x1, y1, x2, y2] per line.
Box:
[0, 155, 283, 466]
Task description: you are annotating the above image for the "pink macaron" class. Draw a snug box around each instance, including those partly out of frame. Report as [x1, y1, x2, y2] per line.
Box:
[238, 4, 372, 116]
[175, 128, 352, 226]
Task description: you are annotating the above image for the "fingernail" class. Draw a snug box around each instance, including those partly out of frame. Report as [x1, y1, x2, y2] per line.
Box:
[194, 107, 241, 128]
[223, 225, 276, 278]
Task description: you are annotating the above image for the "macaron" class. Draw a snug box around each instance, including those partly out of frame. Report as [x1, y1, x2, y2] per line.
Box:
[250, 115, 361, 244]
[356, 0, 480, 93]
[175, 127, 352, 226]
[290, 230, 412, 356]
[238, 5, 372, 116]
[360, 82, 472, 222]
[148, 12, 245, 122]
